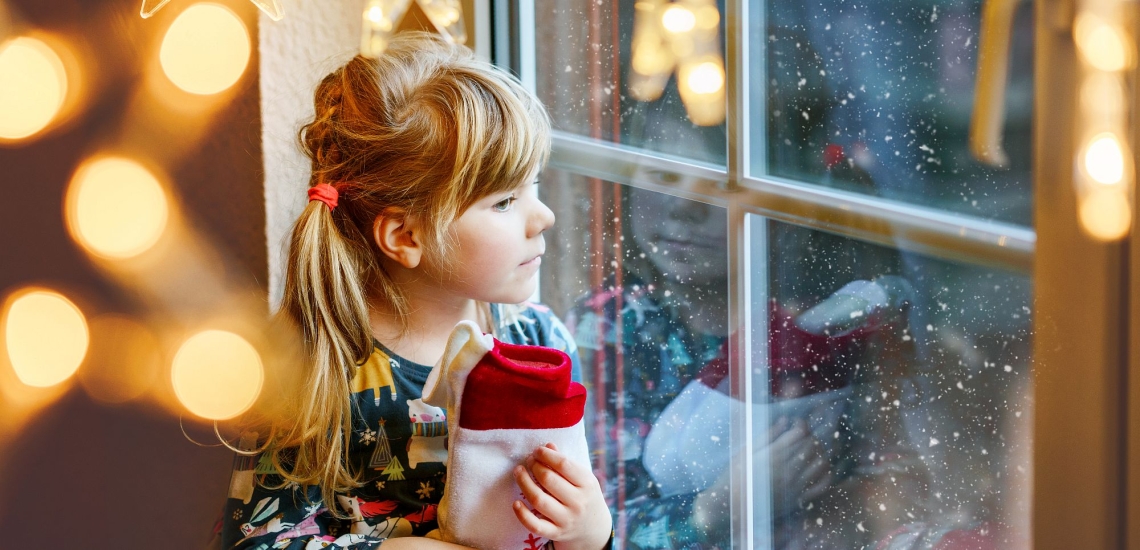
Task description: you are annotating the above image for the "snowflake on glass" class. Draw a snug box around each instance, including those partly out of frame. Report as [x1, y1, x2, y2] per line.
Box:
[359, 427, 377, 445]
[416, 481, 435, 499]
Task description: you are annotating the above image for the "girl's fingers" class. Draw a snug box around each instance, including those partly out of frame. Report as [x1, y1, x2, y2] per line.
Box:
[512, 500, 559, 539]
[798, 455, 830, 488]
[528, 460, 579, 505]
[532, 444, 591, 488]
[800, 471, 834, 503]
[515, 465, 570, 525]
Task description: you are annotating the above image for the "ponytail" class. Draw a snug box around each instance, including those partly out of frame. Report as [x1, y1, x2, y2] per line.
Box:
[259, 200, 372, 515]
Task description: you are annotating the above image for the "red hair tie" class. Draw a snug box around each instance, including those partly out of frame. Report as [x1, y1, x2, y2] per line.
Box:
[308, 183, 339, 211]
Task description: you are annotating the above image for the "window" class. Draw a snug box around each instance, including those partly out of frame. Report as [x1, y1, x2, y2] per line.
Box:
[508, 0, 1068, 546]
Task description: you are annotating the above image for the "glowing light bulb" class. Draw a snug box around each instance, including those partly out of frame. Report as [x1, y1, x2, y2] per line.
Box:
[0, 36, 68, 140]
[171, 330, 264, 420]
[66, 156, 169, 260]
[1079, 187, 1132, 241]
[1074, 14, 1132, 72]
[1083, 133, 1126, 185]
[367, 5, 384, 23]
[3, 289, 89, 388]
[661, 5, 696, 34]
[159, 3, 250, 95]
[686, 61, 724, 94]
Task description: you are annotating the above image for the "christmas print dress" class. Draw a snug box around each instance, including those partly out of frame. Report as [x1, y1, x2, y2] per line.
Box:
[217, 302, 580, 550]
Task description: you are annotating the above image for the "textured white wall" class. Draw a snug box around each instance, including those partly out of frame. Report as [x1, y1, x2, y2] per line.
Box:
[260, 0, 361, 308]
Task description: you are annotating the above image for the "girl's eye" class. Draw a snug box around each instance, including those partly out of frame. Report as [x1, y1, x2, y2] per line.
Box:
[492, 196, 516, 212]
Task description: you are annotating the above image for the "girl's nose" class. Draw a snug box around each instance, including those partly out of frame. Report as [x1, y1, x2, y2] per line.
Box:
[669, 196, 712, 223]
[528, 198, 556, 237]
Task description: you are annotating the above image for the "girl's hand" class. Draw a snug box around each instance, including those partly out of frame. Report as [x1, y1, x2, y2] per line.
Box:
[513, 443, 613, 550]
[378, 538, 476, 549]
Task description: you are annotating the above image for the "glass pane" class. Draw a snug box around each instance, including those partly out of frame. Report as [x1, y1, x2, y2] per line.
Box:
[535, 0, 728, 165]
[754, 0, 1035, 226]
[539, 167, 738, 548]
[749, 217, 1033, 548]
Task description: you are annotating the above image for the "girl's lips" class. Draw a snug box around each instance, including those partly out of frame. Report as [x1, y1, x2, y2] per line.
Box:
[655, 233, 723, 249]
[658, 238, 719, 250]
[520, 255, 542, 267]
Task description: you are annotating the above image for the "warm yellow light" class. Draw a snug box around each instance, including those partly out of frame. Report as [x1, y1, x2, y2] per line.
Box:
[1079, 187, 1132, 241]
[419, 0, 466, 44]
[632, 34, 674, 75]
[1084, 133, 1126, 184]
[78, 315, 161, 404]
[1074, 15, 1132, 72]
[66, 156, 169, 260]
[696, 5, 720, 29]
[3, 289, 89, 388]
[0, 36, 68, 140]
[661, 5, 696, 34]
[171, 330, 263, 420]
[685, 61, 724, 94]
[159, 3, 250, 95]
[367, 5, 384, 23]
[1080, 73, 1125, 115]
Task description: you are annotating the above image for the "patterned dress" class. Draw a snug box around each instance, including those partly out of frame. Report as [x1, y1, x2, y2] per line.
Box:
[217, 302, 580, 550]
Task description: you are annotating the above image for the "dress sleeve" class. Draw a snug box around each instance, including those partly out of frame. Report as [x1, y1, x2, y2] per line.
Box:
[498, 302, 583, 382]
[547, 312, 584, 383]
[220, 453, 388, 550]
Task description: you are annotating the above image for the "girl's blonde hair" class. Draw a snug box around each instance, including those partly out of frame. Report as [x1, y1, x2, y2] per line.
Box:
[261, 32, 550, 514]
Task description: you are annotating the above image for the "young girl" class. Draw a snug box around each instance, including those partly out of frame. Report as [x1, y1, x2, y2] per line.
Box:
[219, 32, 612, 550]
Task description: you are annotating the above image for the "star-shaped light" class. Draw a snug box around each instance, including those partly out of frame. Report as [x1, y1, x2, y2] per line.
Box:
[141, 0, 283, 21]
[360, 0, 466, 58]
[629, 0, 725, 126]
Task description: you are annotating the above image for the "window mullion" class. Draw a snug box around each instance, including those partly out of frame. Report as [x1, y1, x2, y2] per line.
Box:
[726, 0, 747, 189]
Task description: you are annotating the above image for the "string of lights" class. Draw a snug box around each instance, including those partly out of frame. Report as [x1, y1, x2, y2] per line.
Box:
[1071, 1, 1136, 240]
[0, 0, 474, 435]
[629, 0, 726, 126]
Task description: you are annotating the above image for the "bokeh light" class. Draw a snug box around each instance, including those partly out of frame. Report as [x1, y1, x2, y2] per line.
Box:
[367, 4, 384, 24]
[0, 36, 68, 140]
[1079, 187, 1132, 241]
[685, 61, 724, 95]
[661, 5, 696, 34]
[66, 156, 169, 260]
[418, 0, 466, 45]
[1074, 14, 1133, 72]
[2, 288, 89, 388]
[159, 3, 250, 95]
[78, 315, 161, 404]
[171, 329, 263, 420]
[1083, 133, 1127, 185]
[1080, 73, 1125, 116]
[696, 5, 720, 29]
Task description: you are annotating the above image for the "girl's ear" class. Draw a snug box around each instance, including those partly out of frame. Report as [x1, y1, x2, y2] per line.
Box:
[372, 208, 423, 269]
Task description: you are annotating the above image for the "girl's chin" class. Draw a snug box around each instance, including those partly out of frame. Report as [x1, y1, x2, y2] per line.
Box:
[481, 280, 537, 305]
